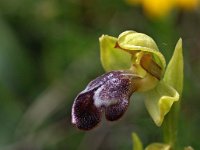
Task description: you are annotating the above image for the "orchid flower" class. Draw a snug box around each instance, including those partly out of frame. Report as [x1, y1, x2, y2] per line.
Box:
[71, 31, 182, 132]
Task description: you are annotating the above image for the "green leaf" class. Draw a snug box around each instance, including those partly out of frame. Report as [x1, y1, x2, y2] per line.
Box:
[145, 81, 179, 126]
[164, 38, 183, 95]
[99, 35, 131, 71]
[117, 31, 166, 70]
[132, 133, 143, 150]
[145, 143, 171, 150]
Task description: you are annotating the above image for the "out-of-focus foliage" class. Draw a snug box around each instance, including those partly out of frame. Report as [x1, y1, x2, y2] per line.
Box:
[0, 0, 200, 149]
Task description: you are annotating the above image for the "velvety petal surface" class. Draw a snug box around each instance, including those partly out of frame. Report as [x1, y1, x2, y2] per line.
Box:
[105, 99, 129, 121]
[72, 71, 138, 130]
[72, 90, 101, 130]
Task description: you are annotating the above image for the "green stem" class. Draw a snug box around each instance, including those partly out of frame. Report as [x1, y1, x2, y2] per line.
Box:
[163, 101, 180, 149]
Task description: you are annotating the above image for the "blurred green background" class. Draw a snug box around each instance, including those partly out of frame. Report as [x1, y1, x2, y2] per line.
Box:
[0, 0, 200, 149]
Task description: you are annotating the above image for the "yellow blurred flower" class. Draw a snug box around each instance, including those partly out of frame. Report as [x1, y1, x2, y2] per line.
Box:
[126, 0, 199, 19]
[142, 0, 174, 19]
[176, 0, 199, 10]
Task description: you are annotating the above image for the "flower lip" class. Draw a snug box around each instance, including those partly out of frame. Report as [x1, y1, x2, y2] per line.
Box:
[71, 71, 138, 130]
[72, 89, 102, 130]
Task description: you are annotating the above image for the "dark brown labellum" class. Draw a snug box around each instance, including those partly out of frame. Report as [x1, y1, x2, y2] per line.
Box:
[71, 71, 137, 130]
[72, 90, 101, 130]
[105, 99, 128, 121]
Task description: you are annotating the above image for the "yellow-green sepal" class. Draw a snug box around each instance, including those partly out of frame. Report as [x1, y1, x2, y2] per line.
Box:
[132, 132, 143, 150]
[144, 38, 183, 127]
[164, 38, 183, 95]
[145, 143, 171, 150]
[117, 30, 166, 70]
[99, 35, 131, 71]
[144, 81, 179, 126]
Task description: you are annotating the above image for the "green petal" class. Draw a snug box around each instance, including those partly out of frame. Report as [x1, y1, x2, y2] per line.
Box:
[117, 30, 166, 70]
[144, 81, 179, 126]
[145, 143, 171, 150]
[99, 35, 131, 71]
[132, 133, 143, 150]
[164, 38, 183, 95]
